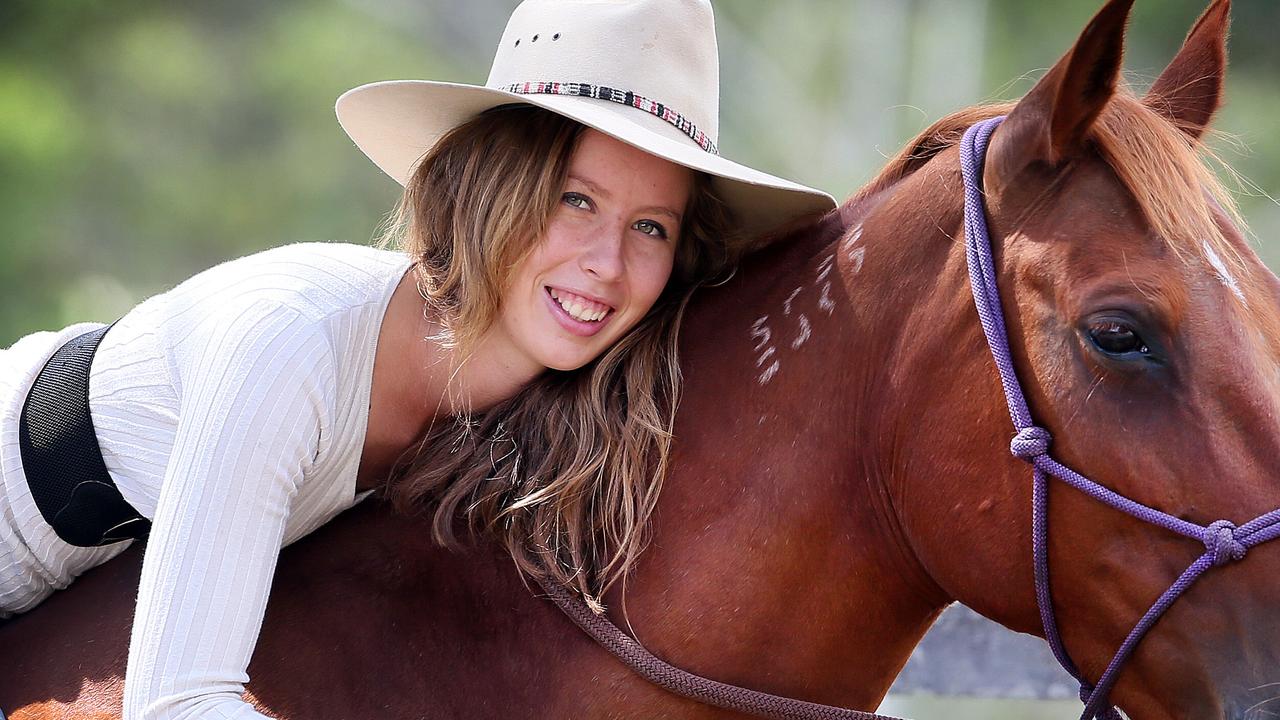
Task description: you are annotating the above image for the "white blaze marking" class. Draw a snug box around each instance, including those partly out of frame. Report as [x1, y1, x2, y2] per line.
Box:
[819, 281, 835, 314]
[751, 315, 781, 385]
[750, 244, 846, 383]
[848, 223, 864, 246]
[817, 253, 835, 282]
[1203, 241, 1247, 304]
[783, 287, 803, 316]
[791, 314, 812, 349]
[758, 360, 780, 385]
[750, 316, 772, 351]
[839, 221, 867, 273]
[848, 246, 866, 274]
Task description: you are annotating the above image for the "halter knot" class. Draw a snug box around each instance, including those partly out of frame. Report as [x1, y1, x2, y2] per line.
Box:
[1010, 425, 1052, 459]
[1078, 683, 1094, 704]
[1203, 520, 1247, 567]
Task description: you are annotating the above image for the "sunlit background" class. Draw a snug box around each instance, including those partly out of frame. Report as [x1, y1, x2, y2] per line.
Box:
[2, 0, 1277, 344]
[2, 1, 1277, 716]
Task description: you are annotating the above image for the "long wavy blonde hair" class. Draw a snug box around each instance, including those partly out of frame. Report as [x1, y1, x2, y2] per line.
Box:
[374, 104, 740, 609]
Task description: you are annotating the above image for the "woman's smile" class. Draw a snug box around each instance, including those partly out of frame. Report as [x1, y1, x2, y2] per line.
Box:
[544, 285, 616, 336]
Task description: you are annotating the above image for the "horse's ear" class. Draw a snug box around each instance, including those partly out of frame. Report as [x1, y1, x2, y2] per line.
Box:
[987, 0, 1134, 185]
[1143, 0, 1230, 141]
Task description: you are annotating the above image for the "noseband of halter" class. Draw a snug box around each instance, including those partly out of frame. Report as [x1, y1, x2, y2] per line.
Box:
[962, 116, 1280, 720]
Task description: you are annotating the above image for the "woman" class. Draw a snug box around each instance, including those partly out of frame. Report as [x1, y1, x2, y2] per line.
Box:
[0, 0, 833, 718]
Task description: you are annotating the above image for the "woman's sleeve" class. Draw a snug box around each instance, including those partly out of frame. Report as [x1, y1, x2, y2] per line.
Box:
[123, 299, 336, 720]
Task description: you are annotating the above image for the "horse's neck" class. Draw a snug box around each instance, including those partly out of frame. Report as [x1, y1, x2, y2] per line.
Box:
[603, 172, 980, 709]
[838, 149, 1055, 638]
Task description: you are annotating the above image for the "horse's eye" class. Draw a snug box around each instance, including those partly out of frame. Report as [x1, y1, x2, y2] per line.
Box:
[1088, 320, 1149, 357]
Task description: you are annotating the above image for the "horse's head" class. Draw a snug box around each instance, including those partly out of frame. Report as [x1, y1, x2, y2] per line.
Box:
[902, 0, 1280, 717]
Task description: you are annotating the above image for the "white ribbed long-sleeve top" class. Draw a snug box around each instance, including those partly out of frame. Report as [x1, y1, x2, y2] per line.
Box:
[1, 241, 413, 719]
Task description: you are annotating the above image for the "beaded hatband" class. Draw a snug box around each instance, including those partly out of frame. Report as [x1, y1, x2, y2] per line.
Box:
[499, 81, 719, 155]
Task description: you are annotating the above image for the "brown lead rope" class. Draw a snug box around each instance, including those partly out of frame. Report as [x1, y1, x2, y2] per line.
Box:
[536, 578, 907, 720]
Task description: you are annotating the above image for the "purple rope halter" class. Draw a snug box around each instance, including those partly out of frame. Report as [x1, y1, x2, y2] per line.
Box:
[961, 116, 1280, 720]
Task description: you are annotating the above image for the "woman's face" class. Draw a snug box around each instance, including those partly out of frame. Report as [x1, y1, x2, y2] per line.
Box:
[497, 128, 693, 373]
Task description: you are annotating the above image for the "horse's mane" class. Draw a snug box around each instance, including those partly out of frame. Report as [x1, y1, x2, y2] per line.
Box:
[855, 89, 1249, 276]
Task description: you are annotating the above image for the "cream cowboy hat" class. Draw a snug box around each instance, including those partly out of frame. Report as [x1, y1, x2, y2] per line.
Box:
[335, 0, 836, 238]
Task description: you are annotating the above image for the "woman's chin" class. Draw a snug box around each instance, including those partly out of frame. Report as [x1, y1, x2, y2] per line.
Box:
[528, 338, 608, 373]
[538, 352, 596, 373]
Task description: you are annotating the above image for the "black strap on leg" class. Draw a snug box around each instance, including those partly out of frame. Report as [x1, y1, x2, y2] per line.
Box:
[17, 322, 151, 547]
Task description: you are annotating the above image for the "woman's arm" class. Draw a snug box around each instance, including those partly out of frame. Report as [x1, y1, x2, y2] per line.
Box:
[124, 299, 336, 720]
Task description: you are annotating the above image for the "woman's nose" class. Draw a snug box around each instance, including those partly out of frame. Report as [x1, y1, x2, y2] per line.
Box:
[578, 225, 626, 282]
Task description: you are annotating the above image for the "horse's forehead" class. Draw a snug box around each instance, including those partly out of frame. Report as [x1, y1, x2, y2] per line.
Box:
[1015, 159, 1261, 309]
[1019, 209, 1280, 368]
[1201, 241, 1248, 305]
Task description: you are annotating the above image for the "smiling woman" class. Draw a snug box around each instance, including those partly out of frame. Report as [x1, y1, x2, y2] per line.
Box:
[366, 103, 739, 612]
[0, 1, 836, 718]
[500, 130, 692, 368]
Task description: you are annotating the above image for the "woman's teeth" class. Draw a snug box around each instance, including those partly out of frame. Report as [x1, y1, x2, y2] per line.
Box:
[549, 288, 610, 322]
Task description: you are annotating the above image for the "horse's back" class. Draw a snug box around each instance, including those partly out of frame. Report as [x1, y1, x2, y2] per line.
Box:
[0, 540, 138, 719]
[0, 499, 702, 720]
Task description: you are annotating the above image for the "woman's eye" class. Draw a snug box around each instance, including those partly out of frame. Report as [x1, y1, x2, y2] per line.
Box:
[562, 192, 591, 210]
[634, 219, 668, 239]
[1088, 320, 1150, 357]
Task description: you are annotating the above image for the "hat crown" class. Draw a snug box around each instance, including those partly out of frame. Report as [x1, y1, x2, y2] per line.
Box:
[486, 0, 720, 143]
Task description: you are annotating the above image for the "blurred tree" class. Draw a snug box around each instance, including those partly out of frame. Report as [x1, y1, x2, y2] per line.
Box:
[1, 0, 1276, 344]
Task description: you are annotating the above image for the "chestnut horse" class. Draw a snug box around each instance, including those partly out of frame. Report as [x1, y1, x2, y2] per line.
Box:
[3, 1, 1277, 718]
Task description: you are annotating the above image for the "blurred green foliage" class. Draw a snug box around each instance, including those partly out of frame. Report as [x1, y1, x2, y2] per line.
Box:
[878, 695, 1080, 718]
[1, 0, 1277, 344]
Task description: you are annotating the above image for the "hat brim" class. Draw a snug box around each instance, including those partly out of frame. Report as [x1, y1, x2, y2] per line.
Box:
[336, 80, 837, 239]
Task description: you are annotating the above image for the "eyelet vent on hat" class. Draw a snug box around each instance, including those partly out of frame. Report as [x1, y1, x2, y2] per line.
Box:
[500, 81, 719, 155]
